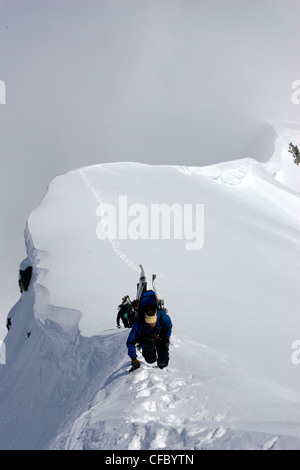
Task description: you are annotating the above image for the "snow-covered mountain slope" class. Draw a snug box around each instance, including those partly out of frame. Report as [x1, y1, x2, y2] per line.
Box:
[0, 122, 299, 450]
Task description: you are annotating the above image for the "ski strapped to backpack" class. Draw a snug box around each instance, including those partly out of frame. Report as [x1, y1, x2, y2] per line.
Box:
[135, 266, 168, 315]
[136, 264, 147, 309]
[152, 273, 168, 313]
[134, 265, 168, 316]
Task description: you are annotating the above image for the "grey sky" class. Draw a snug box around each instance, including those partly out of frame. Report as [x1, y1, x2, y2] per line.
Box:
[0, 0, 299, 336]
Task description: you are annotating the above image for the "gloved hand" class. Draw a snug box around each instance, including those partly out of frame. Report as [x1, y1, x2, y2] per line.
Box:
[131, 357, 140, 371]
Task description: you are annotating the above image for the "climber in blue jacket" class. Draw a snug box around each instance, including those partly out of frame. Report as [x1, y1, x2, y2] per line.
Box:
[127, 290, 172, 371]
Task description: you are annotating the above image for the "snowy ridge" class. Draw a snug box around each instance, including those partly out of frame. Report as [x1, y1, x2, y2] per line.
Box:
[0, 122, 300, 450]
[51, 334, 299, 451]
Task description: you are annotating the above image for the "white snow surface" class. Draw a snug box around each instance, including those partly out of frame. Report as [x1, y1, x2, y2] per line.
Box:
[0, 122, 300, 450]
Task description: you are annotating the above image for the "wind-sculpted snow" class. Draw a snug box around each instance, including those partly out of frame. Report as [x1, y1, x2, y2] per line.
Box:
[0, 122, 300, 450]
[21, 123, 300, 339]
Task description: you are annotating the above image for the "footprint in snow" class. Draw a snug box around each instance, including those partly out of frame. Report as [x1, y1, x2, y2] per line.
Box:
[132, 369, 149, 384]
[141, 400, 157, 412]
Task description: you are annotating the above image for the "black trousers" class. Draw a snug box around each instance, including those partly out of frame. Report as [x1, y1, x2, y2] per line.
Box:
[142, 338, 169, 367]
[122, 317, 130, 328]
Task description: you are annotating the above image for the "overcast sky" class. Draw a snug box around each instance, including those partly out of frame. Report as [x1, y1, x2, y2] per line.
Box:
[0, 0, 299, 336]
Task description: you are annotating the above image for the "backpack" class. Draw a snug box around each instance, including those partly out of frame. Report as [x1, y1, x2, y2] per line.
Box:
[138, 289, 168, 314]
